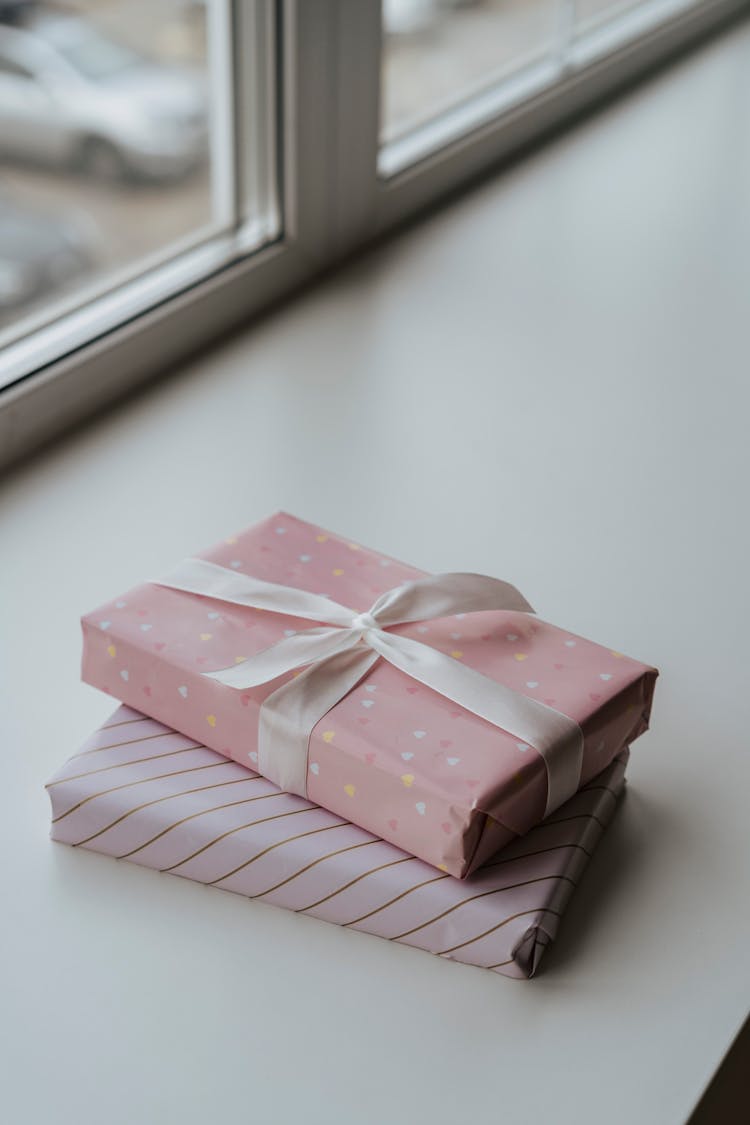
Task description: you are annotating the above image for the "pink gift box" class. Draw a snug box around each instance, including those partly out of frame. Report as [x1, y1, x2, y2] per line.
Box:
[81, 512, 657, 877]
[47, 706, 630, 979]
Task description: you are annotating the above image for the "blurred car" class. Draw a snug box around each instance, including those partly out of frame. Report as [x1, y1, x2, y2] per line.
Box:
[0, 193, 98, 325]
[0, 8, 208, 181]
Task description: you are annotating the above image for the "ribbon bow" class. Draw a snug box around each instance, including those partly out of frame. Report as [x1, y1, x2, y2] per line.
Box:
[154, 559, 584, 815]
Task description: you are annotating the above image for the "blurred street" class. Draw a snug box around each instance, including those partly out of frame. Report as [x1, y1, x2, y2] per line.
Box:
[0, 0, 213, 340]
[1, 162, 212, 267]
[0, 0, 643, 343]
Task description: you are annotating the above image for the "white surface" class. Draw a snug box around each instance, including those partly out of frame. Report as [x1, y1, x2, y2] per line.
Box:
[2, 21, 750, 1125]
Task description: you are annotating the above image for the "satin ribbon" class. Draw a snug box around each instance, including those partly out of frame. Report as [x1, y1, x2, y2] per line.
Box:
[153, 559, 584, 816]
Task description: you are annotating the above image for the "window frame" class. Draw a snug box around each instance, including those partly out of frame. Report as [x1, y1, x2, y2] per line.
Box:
[0, 0, 747, 473]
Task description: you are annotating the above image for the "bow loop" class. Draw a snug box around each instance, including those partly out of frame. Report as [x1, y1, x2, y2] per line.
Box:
[368, 572, 534, 628]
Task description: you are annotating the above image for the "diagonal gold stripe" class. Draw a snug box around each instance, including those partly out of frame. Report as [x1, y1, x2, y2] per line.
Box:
[541, 812, 608, 831]
[117, 789, 288, 859]
[480, 784, 617, 842]
[249, 840, 379, 903]
[100, 715, 151, 731]
[296, 854, 414, 913]
[71, 730, 180, 758]
[438, 905, 562, 956]
[48, 743, 202, 786]
[73, 775, 267, 846]
[578, 784, 619, 799]
[484, 841, 592, 870]
[434, 787, 620, 963]
[164, 804, 324, 874]
[205, 822, 348, 885]
[50, 760, 236, 824]
[391, 874, 571, 942]
[344, 872, 449, 927]
[485, 933, 550, 971]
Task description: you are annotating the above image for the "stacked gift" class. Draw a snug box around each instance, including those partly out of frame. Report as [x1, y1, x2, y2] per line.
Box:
[47, 513, 657, 977]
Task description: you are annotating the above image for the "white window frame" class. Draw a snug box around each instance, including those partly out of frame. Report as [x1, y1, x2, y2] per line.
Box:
[0, 0, 747, 472]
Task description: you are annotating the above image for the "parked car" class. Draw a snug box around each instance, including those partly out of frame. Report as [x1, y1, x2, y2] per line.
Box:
[0, 192, 98, 325]
[0, 8, 208, 181]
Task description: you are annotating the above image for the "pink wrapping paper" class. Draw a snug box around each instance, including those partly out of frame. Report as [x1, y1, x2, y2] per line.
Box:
[47, 706, 629, 979]
[81, 512, 657, 877]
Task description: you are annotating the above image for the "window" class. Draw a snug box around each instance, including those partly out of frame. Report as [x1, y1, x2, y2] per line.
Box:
[0, 0, 278, 386]
[1, 0, 745, 470]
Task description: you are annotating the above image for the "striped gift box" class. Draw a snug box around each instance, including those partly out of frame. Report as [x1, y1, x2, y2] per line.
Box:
[47, 706, 627, 978]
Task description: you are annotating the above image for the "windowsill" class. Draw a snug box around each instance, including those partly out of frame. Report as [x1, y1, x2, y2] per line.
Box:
[3, 19, 750, 1124]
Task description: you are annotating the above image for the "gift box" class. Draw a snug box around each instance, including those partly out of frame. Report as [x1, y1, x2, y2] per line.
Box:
[81, 512, 657, 877]
[47, 706, 629, 979]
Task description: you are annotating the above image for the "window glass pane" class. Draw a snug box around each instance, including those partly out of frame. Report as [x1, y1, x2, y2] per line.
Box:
[381, 0, 560, 144]
[380, 0, 707, 174]
[0, 0, 277, 375]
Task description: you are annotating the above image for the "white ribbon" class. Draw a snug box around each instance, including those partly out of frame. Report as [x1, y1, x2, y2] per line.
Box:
[153, 559, 584, 816]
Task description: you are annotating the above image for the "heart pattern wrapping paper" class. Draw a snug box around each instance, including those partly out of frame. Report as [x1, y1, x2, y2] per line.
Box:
[47, 706, 629, 979]
[81, 512, 657, 876]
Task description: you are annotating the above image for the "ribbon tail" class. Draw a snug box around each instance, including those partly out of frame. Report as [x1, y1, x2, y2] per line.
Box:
[367, 630, 584, 816]
[258, 647, 381, 796]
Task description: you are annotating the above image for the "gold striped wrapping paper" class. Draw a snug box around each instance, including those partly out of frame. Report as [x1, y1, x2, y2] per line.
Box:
[47, 706, 628, 978]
